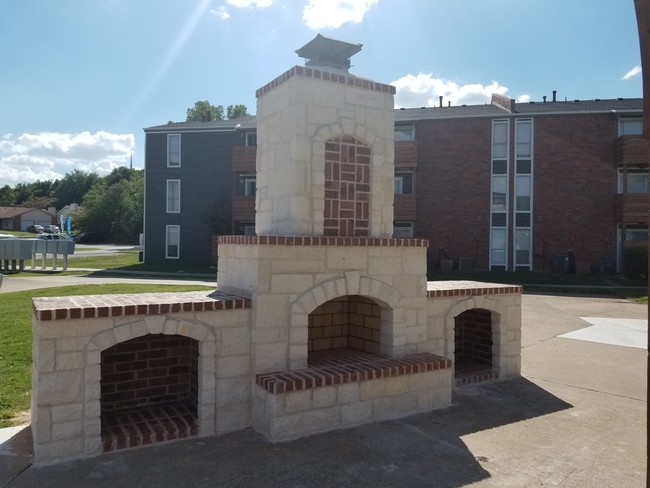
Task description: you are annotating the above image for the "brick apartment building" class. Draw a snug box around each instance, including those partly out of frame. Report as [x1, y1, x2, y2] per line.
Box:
[143, 94, 647, 275]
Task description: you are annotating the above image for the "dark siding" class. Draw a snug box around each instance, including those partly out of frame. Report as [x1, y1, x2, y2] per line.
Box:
[144, 130, 241, 265]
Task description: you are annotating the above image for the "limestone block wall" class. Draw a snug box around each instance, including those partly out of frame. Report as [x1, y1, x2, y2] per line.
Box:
[425, 281, 523, 378]
[253, 354, 452, 442]
[31, 291, 252, 464]
[217, 236, 431, 373]
[255, 67, 396, 237]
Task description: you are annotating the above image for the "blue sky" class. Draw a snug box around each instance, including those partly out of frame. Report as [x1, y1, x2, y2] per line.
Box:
[0, 0, 642, 188]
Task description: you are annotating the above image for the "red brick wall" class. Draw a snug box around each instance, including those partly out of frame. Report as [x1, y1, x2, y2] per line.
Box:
[324, 137, 371, 237]
[308, 295, 381, 355]
[101, 334, 199, 413]
[532, 113, 618, 271]
[415, 117, 492, 270]
[454, 308, 492, 368]
[414, 112, 619, 272]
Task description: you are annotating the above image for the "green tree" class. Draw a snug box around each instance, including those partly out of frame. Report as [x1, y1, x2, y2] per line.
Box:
[76, 169, 144, 243]
[0, 185, 16, 206]
[226, 104, 249, 120]
[53, 169, 100, 208]
[186, 100, 225, 122]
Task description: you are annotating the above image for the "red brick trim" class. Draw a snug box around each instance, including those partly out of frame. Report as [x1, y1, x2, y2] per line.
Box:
[426, 281, 522, 298]
[255, 65, 396, 98]
[33, 291, 251, 322]
[218, 235, 429, 247]
[255, 353, 452, 394]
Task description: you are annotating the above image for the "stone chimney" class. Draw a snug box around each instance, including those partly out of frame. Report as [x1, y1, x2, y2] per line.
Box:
[254, 34, 396, 237]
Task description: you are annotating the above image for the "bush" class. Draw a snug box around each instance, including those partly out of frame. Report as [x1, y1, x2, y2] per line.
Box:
[624, 246, 648, 280]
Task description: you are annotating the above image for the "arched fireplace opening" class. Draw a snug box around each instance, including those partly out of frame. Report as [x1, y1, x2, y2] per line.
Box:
[454, 308, 497, 385]
[307, 295, 385, 366]
[100, 333, 199, 452]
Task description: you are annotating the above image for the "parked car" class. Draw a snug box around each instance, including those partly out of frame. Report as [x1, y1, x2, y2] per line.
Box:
[72, 232, 104, 244]
[36, 233, 69, 240]
[43, 225, 60, 233]
[27, 224, 44, 233]
[0, 233, 17, 240]
[0, 273, 3, 290]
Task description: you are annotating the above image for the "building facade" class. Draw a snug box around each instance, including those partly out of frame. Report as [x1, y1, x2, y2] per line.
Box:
[144, 95, 646, 274]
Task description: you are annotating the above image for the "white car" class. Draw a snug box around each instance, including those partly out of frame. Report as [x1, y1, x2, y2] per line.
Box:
[43, 225, 60, 233]
[0, 233, 17, 240]
[36, 233, 70, 240]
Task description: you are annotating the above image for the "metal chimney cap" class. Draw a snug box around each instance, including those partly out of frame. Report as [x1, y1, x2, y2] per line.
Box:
[296, 34, 363, 71]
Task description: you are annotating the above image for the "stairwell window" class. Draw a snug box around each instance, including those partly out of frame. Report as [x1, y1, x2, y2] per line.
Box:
[167, 134, 181, 167]
[166, 225, 180, 259]
[618, 169, 649, 193]
[166, 179, 181, 213]
[394, 125, 414, 141]
[394, 171, 413, 194]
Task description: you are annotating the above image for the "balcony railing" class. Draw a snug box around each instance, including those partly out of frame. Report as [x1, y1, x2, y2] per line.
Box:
[614, 135, 649, 166]
[395, 141, 417, 167]
[232, 146, 257, 171]
[613, 193, 649, 223]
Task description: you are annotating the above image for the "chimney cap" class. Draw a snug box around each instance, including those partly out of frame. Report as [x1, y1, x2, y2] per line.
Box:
[296, 34, 362, 71]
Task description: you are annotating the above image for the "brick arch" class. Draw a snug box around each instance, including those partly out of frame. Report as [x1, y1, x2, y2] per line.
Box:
[290, 274, 403, 317]
[82, 317, 217, 455]
[443, 296, 506, 373]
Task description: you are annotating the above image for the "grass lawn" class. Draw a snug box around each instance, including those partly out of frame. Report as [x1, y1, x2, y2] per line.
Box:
[0, 283, 214, 428]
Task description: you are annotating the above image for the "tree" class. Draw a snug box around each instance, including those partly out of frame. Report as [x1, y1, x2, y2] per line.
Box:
[0, 185, 16, 206]
[75, 169, 144, 243]
[227, 104, 249, 120]
[186, 100, 249, 122]
[53, 169, 100, 209]
[186, 100, 224, 122]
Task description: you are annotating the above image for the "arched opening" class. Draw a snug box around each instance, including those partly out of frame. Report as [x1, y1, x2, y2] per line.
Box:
[100, 334, 199, 451]
[454, 309, 497, 385]
[308, 295, 385, 366]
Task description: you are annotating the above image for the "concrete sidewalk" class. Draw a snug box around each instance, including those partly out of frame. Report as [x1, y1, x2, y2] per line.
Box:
[0, 294, 646, 487]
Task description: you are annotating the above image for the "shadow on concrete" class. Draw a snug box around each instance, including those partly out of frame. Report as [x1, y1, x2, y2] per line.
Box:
[4, 377, 571, 488]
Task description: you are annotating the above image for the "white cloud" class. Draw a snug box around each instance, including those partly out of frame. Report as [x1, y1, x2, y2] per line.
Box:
[226, 0, 272, 8]
[210, 6, 230, 19]
[517, 94, 531, 103]
[391, 73, 509, 108]
[622, 65, 642, 80]
[302, 0, 378, 30]
[0, 131, 134, 187]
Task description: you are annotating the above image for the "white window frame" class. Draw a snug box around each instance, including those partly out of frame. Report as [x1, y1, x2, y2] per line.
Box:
[513, 119, 534, 270]
[619, 117, 643, 136]
[490, 119, 510, 270]
[515, 119, 533, 159]
[166, 179, 181, 213]
[167, 134, 181, 167]
[617, 168, 649, 193]
[165, 225, 180, 259]
[245, 132, 257, 146]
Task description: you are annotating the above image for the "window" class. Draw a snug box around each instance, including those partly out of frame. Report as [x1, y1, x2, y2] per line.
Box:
[516, 120, 532, 158]
[490, 228, 506, 266]
[618, 169, 649, 193]
[625, 225, 648, 241]
[619, 117, 643, 136]
[167, 134, 181, 167]
[394, 125, 414, 141]
[236, 221, 256, 236]
[165, 225, 180, 259]
[515, 175, 531, 211]
[237, 173, 256, 197]
[394, 171, 414, 194]
[245, 133, 257, 146]
[166, 179, 181, 213]
[490, 119, 510, 271]
[492, 176, 507, 211]
[492, 120, 508, 159]
[393, 221, 414, 238]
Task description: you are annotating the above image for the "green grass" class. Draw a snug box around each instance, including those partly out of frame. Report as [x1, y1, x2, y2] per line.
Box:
[0, 283, 214, 428]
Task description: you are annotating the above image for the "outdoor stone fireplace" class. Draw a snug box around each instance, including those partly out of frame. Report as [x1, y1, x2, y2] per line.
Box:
[31, 35, 522, 464]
